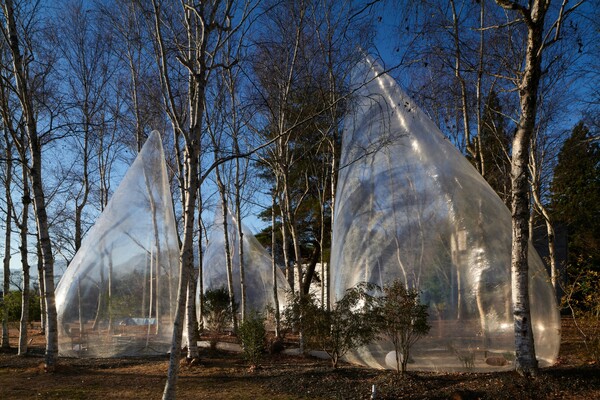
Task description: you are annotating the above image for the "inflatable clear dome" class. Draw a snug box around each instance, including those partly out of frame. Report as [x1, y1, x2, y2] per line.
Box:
[56, 131, 180, 357]
[202, 206, 289, 315]
[330, 58, 560, 371]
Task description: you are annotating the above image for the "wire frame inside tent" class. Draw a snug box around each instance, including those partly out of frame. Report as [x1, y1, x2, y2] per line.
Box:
[329, 57, 560, 372]
[55, 131, 179, 357]
[202, 206, 289, 321]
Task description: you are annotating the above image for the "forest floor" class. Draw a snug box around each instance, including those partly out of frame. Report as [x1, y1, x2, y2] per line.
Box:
[0, 318, 599, 400]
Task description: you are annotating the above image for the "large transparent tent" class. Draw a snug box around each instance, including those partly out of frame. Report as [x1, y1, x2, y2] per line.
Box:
[56, 131, 179, 357]
[330, 58, 560, 371]
[202, 206, 289, 316]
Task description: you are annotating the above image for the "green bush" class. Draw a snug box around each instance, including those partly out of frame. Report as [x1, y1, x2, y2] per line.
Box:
[0, 290, 41, 322]
[237, 311, 266, 368]
[282, 283, 381, 368]
[203, 287, 237, 350]
[376, 280, 431, 375]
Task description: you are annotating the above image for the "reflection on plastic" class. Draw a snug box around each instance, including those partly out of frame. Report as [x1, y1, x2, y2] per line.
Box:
[202, 206, 289, 315]
[329, 57, 560, 371]
[55, 131, 179, 357]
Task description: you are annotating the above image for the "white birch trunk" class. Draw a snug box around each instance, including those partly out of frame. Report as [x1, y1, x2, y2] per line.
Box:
[271, 189, 281, 337]
[1, 132, 12, 349]
[185, 266, 200, 360]
[162, 146, 199, 400]
[508, 8, 544, 378]
[18, 166, 30, 355]
[2, 0, 58, 369]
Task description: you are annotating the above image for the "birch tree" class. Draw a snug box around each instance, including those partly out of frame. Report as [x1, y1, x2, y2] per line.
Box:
[147, 1, 254, 397]
[494, 0, 585, 376]
[0, 0, 59, 369]
[1, 127, 12, 349]
[14, 151, 30, 355]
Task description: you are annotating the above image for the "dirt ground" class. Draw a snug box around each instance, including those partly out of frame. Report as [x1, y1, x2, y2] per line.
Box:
[1, 318, 599, 400]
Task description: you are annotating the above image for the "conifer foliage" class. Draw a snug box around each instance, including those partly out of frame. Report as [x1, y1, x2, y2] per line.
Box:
[551, 122, 600, 273]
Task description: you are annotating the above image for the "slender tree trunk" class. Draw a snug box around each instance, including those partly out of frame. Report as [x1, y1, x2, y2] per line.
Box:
[280, 193, 293, 292]
[185, 266, 200, 360]
[142, 164, 163, 335]
[18, 273, 30, 356]
[37, 242, 45, 335]
[1, 130, 12, 349]
[162, 145, 199, 400]
[216, 169, 238, 332]
[2, 0, 58, 369]
[234, 155, 246, 322]
[282, 179, 303, 293]
[511, 129, 538, 375]
[74, 119, 90, 253]
[502, 0, 549, 377]
[92, 263, 104, 330]
[544, 219, 558, 292]
[197, 189, 204, 331]
[328, 143, 336, 312]
[475, 1, 486, 176]
[186, 187, 201, 360]
[450, 0, 476, 161]
[529, 147, 558, 292]
[271, 189, 281, 337]
[17, 165, 30, 355]
[108, 253, 113, 332]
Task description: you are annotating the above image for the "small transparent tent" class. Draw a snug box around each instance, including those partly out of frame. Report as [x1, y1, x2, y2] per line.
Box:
[202, 206, 289, 316]
[56, 131, 179, 357]
[330, 58, 560, 371]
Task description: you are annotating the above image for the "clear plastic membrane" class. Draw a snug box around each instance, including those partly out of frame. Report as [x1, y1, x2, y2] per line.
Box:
[202, 207, 289, 315]
[330, 58, 560, 371]
[55, 131, 180, 357]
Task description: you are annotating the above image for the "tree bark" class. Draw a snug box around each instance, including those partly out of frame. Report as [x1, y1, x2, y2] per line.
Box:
[162, 146, 198, 400]
[271, 189, 281, 337]
[37, 242, 46, 335]
[1, 129, 12, 349]
[234, 149, 246, 322]
[496, 0, 550, 376]
[17, 163, 30, 355]
[185, 266, 200, 360]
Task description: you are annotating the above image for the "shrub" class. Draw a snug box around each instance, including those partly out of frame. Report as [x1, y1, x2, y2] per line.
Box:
[203, 287, 237, 350]
[0, 290, 41, 322]
[237, 310, 266, 368]
[282, 283, 380, 368]
[376, 280, 430, 375]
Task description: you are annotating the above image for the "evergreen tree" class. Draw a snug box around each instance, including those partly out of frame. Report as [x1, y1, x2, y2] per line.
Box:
[468, 90, 511, 205]
[551, 122, 600, 273]
[479, 91, 511, 206]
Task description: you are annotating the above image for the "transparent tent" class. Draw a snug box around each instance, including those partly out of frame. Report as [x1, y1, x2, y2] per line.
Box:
[56, 131, 179, 357]
[202, 206, 289, 316]
[330, 58, 560, 371]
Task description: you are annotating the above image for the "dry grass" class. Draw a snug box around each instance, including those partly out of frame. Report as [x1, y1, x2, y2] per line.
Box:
[1, 318, 599, 399]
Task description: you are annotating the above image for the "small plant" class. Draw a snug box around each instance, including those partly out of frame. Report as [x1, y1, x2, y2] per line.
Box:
[203, 287, 237, 350]
[376, 280, 431, 375]
[448, 343, 475, 370]
[237, 310, 267, 368]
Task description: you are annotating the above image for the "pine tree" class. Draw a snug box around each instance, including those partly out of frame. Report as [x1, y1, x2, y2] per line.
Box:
[551, 122, 600, 273]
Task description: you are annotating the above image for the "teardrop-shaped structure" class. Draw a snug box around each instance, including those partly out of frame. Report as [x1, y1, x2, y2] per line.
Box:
[202, 206, 289, 315]
[56, 131, 180, 357]
[330, 58, 560, 371]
